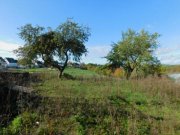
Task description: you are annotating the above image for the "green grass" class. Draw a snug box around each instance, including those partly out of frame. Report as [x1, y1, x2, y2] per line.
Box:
[11, 67, 50, 73]
[64, 67, 98, 77]
[164, 65, 180, 73]
[2, 67, 180, 134]
[15, 67, 98, 77]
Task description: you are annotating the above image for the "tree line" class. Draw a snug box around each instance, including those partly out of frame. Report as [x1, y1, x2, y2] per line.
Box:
[14, 19, 162, 79]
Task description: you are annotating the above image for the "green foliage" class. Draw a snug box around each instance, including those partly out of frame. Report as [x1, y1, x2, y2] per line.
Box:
[21, 112, 38, 128]
[14, 25, 44, 66]
[0, 116, 22, 135]
[137, 120, 151, 135]
[0, 112, 39, 135]
[1, 68, 180, 134]
[85, 63, 114, 76]
[8, 116, 22, 135]
[85, 63, 100, 72]
[106, 29, 161, 79]
[0, 128, 8, 135]
[136, 57, 162, 78]
[14, 19, 90, 78]
[36, 123, 58, 135]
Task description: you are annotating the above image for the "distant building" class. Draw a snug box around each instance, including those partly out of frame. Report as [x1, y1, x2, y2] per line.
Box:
[0, 57, 7, 69]
[4, 57, 18, 68]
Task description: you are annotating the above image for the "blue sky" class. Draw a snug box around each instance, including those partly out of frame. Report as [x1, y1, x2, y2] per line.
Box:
[0, 0, 180, 64]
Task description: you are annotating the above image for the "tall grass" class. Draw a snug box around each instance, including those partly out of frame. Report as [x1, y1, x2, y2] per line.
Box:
[1, 69, 180, 134]
[165, 65, 180, 73]
[32, 71, 180, 134]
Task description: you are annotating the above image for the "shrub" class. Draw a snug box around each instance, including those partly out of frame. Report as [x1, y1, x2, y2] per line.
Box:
[113, 68, 124, 78]
[21, 112, 38, 128]
[8, 116, 22, 135]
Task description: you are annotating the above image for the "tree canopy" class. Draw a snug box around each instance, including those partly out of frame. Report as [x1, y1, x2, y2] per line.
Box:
[106, 29, 161, 79]
[14, 20, 90, 78]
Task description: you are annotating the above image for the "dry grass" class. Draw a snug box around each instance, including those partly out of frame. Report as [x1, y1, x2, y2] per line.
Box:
[1, 69, 180, 134]
[165, 65, 180, 73]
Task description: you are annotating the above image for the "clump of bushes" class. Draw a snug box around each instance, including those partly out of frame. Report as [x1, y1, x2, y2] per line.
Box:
[113, 68, 124, 78]
[85, 63, 125, 77]
[85, 62, 165, 79]
[0, 112, 38, 135]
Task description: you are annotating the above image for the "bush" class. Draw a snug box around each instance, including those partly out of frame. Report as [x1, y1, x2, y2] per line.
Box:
[113, 68, 124, 78]
[21, 112, 38, 128]
[36, 124, 58, 135]
[9, 116, 22, 135]
[1, 112, 39, 135]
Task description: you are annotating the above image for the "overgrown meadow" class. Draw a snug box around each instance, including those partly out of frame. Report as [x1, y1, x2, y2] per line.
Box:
[1, 67, 180, 135]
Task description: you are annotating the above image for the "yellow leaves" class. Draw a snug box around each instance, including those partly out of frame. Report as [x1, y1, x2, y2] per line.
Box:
[113, 68, 124, 78]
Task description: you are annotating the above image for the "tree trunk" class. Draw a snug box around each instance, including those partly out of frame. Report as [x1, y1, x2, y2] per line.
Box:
[43, 51, 69, 79]
[58, 68, 64, 79]
[125, 72, 131, 80]
[58, 70, 63, 78]
[58, 51, 68, 79]
[125, 68, 133, 80]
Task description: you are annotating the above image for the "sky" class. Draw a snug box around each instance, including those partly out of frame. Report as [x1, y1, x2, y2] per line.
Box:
[0, 0, 180, 64]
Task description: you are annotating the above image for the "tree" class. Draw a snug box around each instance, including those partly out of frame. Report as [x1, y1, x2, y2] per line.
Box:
[106, 29, 161, 79]
[14, 24, 44, 67]
[14, 20, 90, 78]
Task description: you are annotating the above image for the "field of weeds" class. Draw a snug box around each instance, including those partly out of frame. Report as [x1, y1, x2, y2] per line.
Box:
[1, 68, 180, 135]
[165, 65, 180, 73]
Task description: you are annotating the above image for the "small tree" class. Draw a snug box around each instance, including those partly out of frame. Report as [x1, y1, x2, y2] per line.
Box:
[106, 29, 161, 79]
[14, 20, 90, 78]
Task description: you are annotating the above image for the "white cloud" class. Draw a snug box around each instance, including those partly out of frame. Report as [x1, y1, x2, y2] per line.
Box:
[0, 41, 21, 51]
[0, 40, 21, 58]
[82, 44, 180, 65]
[81, 45, 111, 64]
[156, 45, 180, 65]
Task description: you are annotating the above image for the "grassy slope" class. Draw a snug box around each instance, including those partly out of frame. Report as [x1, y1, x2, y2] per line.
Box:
[34, 68, 180, 134]
[3, 67, 180, 134]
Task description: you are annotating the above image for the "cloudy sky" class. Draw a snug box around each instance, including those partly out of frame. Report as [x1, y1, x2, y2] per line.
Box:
[0, 0, 180, 65]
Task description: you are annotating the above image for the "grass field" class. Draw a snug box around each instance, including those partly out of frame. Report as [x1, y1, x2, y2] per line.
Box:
[165, 65, 180, 73]
[1, 67, 180, 135]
